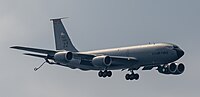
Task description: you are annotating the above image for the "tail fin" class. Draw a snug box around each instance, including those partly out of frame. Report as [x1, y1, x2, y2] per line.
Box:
[50, 18, 78, 52]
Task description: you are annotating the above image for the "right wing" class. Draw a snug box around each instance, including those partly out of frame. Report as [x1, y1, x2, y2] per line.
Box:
[74, 52, 137, 62]
[74, 52, 138, 68]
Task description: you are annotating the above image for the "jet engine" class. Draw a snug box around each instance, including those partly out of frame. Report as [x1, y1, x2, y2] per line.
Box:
[173, 63, 185, 75]
[158, 63, 185, 75]
[54, 51, 73, 63]
[92, 56, 112, 67]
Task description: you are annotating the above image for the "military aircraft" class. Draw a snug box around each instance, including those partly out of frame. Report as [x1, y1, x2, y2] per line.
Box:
[11, 18, 185, 81]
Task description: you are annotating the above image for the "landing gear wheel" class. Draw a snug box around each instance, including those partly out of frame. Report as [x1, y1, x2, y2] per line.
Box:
[129, 74, 135, 80]
[134, 73, 139, 80]
[103, 71, 107, 78]
[125, 74, 130, 80]
[98, 71, 103, 77]
[125, 70, 140, 81]
[107, 71, 112, 77]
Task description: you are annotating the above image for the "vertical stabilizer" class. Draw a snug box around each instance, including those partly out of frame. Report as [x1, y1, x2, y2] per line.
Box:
[50, 18, 78, 52]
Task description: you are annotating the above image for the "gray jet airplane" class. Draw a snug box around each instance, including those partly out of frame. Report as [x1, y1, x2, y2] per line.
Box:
[11, 18, 185, 81]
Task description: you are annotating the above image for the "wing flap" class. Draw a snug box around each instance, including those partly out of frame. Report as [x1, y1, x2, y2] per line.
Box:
[142, 65, 155, 70]
[23, 53, 47, 58]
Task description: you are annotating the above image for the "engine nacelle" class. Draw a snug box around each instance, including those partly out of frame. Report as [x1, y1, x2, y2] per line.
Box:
[54, 51, 73, 63]
[173, 63, 185, 75]
[92, 56, 112, 67]
[167, 63, 177, 73]
[158, 63, 185, 75]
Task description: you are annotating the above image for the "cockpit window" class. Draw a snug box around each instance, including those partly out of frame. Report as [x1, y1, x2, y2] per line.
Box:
[173, 45, 179, 49]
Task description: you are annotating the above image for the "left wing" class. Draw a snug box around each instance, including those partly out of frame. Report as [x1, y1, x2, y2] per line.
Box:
[11, 46, 138, 68]
[10, 46, 57, 56]
[23, 53, 47, 58]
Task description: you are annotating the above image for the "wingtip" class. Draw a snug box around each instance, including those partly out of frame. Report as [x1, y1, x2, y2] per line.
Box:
[50, 17, 69, 21]
[10, 46, 17, 49]
[23, 53, 29, 55]
[10, 46, 20, 49]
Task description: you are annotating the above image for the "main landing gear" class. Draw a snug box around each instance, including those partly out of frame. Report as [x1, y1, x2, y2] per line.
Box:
[98, 70, 112, 78]
[125, 70, 139, 81]
[97, 69, 140, 80]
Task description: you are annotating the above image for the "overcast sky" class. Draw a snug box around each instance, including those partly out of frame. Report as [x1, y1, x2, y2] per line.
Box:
[1, 0, 200, 97]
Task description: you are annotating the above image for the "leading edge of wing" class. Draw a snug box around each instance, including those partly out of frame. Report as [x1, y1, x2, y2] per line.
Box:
[10, 46, 56, 55]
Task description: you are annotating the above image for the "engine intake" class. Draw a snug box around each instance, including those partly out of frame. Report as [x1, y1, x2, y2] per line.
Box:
[158, 63, 185, 75]
[174, 63, 185, 74]
[92, 56, 112, 67]
[168, 63, 177, 73]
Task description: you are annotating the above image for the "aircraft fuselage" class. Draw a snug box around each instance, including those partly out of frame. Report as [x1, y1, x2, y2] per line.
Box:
[63, 43, 183, 71]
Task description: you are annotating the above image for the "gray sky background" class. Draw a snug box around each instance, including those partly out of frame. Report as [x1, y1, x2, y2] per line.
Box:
[0, 0, 200, 97]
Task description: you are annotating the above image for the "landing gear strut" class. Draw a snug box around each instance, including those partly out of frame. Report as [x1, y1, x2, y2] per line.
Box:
[125, 70, 139, 80]
[98, 70, 112, 78]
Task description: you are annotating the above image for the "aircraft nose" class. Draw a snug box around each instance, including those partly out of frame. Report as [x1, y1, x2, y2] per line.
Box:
[175, 48, 184, 58]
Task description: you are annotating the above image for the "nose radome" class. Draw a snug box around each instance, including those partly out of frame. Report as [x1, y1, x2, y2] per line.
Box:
[176, 49, 184, 58]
